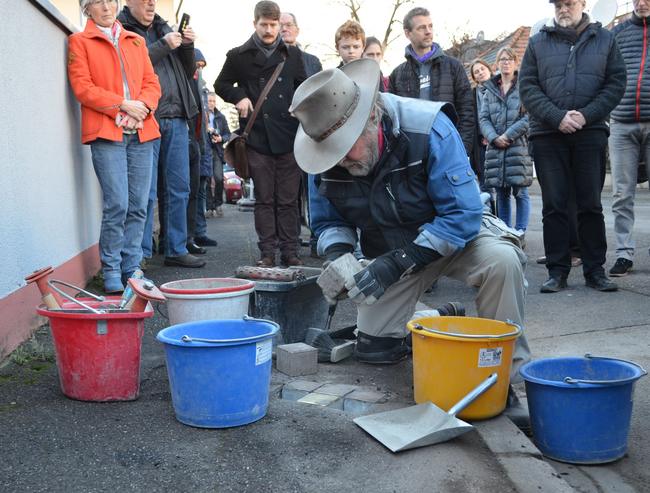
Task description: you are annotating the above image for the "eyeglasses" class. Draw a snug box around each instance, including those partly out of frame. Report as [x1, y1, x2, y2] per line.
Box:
[87, 0, 116, 7]
[554, 1, 581, 10]
[498, 57, 514, 63]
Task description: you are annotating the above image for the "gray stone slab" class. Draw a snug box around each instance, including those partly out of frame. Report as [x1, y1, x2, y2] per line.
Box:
[345, 388, 385, 403]
[276, 343, 318, 377]
[317, 383, 358, 397]
[476, 416, 573, 493]
[297, 392, 342, 410]
[284, 379, 323, 392]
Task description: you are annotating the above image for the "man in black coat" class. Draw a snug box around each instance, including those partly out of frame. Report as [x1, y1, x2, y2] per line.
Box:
[119, 1, 204, 269]
[388, 6, 474, 156]
[519, 0, 626, 293]
[215, 1, 307, 267]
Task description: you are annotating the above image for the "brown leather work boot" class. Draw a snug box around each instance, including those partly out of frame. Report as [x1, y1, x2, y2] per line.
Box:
[257, 256, 276, 268]
[280, 254, 303, 267]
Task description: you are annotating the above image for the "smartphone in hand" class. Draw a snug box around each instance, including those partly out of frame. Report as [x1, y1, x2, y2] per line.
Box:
[178, 13, 190, 33]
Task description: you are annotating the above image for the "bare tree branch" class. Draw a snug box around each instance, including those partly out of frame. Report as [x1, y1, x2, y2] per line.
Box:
[336, 0, 363, 22]
[381, 0, 413, 49]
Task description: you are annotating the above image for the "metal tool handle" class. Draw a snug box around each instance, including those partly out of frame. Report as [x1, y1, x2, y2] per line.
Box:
[412, 320, 521, 340]
[47, 280, 105, 314]
[563, 353, 648, 384]
[181, 316, 279, 344]
[447, 373, 498, 416]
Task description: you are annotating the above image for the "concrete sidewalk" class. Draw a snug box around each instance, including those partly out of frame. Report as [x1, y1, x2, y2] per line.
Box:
[1, 181, 649, 492]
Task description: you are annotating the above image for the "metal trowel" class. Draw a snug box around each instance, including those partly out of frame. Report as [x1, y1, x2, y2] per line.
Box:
[353, 373, 498, 452]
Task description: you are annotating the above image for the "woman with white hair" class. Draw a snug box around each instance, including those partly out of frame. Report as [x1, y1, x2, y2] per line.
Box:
[68, 0, 161, 293]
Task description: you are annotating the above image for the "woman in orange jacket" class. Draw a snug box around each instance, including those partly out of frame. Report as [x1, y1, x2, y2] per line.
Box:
[68, 0, 161, 293]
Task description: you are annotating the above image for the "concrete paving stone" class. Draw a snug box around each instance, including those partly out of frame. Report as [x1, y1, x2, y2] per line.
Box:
[316, 253, 362, 299]
[475, 416, 540, 456]
[316, 383, 358, 397]
[476, 416, 573, 493]
[297, 392, 342, 410]
[281, 381, 323, 401]
[284, 380, 323, 392]
[343, 398, 379, 415]
[497, 456, 574, 493]
[345, 388, 385, 403]
[281, 387, 308, 401]
[276, 343, 318, 377]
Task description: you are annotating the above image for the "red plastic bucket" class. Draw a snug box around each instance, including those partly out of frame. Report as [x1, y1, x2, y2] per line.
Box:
[37, 298, 153, 401]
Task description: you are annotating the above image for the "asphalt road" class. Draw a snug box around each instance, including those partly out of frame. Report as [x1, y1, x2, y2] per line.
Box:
[1, 181, 649, 492]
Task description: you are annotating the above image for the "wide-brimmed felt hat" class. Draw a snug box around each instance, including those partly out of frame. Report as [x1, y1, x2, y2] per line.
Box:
[290, 58, 380, 174]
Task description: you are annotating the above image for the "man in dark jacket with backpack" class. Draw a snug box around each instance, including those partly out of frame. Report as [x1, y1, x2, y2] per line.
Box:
[519, 0, 626, 293]
[215, 1, 306, 268]
[608, 0, 650, 277]
[119, 1, 204, 269]
[389, 6, 474, 156]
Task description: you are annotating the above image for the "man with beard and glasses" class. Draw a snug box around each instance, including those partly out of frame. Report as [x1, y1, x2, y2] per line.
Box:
[519, 0, 626, 293]
[290, 60, 530, 423]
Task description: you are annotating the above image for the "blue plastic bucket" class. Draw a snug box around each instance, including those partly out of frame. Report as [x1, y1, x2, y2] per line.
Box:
[520, 355, 647, 464]
[156, 317, 279, 428]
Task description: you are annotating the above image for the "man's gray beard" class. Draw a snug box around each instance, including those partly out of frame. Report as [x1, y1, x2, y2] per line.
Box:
[556, 16, 578, 28]
[340, 140, 379, 177]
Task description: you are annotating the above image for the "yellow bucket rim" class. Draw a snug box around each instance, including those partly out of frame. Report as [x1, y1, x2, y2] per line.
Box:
[407, 316, 522, 342]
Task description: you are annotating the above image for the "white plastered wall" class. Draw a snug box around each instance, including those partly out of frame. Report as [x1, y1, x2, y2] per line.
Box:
[0, 0, 102, 298]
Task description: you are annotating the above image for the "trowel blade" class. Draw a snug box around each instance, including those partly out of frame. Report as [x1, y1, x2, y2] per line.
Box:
[353, 402, 474, 453]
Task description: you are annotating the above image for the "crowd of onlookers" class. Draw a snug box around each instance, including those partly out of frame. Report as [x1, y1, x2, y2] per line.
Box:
[67, 0, 649, 295]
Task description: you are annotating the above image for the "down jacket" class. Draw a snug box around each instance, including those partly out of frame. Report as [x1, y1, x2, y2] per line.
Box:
[519, 17, 626, 138]
[611, 13, 650, 122]
[388, 43, 475, 155]
[479, 73, 532, 188]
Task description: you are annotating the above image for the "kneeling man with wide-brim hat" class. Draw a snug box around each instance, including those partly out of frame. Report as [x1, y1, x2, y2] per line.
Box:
[290, 59, 530, 381]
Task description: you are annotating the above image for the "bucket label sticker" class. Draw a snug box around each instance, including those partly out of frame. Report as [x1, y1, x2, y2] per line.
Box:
[256, 339, 272, 365]
[478, 347, 503, 367]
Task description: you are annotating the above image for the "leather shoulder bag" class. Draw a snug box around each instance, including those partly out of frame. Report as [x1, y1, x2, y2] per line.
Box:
[224, 60, 285, 180]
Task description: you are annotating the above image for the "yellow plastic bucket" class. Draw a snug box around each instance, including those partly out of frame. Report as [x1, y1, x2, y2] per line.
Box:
[407, 316, 521, 420]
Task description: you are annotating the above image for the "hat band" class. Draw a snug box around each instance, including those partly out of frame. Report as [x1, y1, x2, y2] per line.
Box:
[314, 83, 361, 142]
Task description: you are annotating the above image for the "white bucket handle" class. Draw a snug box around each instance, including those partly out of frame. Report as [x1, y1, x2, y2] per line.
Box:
[411, 319, 521, 340]
[180, 316, 279, 344]
[564, 353, 648, 385]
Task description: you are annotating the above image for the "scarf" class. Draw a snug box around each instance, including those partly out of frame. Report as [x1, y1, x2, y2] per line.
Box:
[554, 13, 591, 44]
[252, 33, 281, 58]
[407, 44, 438, 64]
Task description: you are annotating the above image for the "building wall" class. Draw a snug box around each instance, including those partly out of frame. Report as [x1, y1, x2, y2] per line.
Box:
[0, 0, 104, 358]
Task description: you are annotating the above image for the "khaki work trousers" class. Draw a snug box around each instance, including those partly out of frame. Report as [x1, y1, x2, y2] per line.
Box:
[356, 227, 531, 382]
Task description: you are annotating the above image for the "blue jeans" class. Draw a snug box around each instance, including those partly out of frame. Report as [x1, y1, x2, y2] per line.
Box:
[609, 120, 650, 260]
[195, 176, 208, 238]
[496, 186, 530, 231]
[90, 135, 153, 281]
[141, 118, 190, 258]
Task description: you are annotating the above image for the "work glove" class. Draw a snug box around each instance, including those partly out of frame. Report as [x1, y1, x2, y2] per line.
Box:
[345, 244, 441, 305]
[322, 243, 355, 268]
